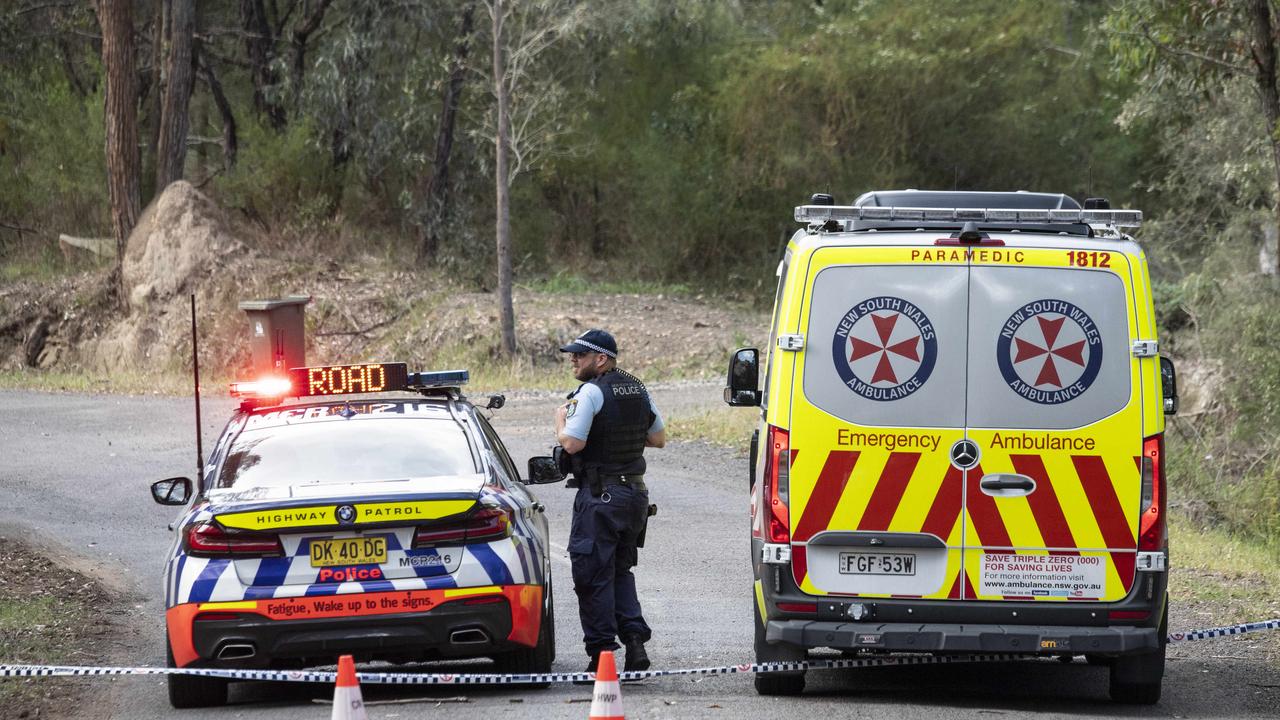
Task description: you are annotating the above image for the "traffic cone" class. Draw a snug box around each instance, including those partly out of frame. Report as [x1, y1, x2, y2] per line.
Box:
[587, 650, 624, 719]
[331, 654, 368, 720]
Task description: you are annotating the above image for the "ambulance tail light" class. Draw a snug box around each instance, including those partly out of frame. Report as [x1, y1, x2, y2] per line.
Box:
[1138, 434, 1166, 551]
[413, 507, 512, 547]
[185, 522, 283, 557]
[762, 425, 791, 544]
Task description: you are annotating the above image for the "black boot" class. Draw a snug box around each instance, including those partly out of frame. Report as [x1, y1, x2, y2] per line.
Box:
[623, 636, 650, 672]
[572, 652, 601, 685]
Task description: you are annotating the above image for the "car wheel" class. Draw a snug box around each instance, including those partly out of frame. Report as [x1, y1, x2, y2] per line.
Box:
[1108, 605, 1166, 705]
[495, 582, 555, 687]
[166, 643, 228, 708]
[752, 591, 805, 696]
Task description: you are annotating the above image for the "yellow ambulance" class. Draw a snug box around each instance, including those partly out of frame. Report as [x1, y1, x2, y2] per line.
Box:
[725, 190, 1177, 703]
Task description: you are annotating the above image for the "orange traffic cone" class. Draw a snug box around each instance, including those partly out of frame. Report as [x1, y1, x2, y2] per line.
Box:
[331, 654, 368, 720]
[588, 650, 624, 719]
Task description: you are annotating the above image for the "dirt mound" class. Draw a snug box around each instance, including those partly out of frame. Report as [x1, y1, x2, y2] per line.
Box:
[2, 185, 766, 383]
[123, 180, 243, 308]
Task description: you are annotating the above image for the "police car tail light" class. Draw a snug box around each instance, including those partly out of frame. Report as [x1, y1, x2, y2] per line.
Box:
[185, 522, 283, 557]
[762, 425, 791, 544]
[1138, 434, 1166, 551]
[413, 507, 512, 547]
[229, 376, 293, 399]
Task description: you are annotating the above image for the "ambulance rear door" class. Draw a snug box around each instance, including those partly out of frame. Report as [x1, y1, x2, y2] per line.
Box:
[789, 244, 970, 601]
[963, 246, 1142, 603]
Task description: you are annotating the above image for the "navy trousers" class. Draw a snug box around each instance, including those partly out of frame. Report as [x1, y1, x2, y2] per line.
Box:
[568, 483, 652, 656]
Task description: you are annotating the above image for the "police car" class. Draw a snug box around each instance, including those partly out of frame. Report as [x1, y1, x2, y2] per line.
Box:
[149, 363, 563, 708]
[725, 191, 1178, 703]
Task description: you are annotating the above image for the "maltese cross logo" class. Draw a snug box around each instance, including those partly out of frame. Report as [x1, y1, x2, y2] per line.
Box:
[832, 296, 937, 402]
[996, 299, 1103, 405]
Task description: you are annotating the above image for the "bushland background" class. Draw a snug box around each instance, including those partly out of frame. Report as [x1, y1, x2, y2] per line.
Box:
[1, 2, 1279, 562]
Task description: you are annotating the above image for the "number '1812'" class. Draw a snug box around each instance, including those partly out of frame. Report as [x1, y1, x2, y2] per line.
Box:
[1067, 251, 1110, 268]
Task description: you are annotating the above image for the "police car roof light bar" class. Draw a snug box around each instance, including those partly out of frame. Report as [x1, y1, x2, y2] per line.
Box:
[407, 370, 470, 389]
[229, 376, 293, 399]
[794, 205, 1143, 228]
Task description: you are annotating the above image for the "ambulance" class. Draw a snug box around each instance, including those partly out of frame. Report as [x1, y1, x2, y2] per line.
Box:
[724, 190, 1178, 703]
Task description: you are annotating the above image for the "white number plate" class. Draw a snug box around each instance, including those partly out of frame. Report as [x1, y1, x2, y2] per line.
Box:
[839, 552, 916, 576]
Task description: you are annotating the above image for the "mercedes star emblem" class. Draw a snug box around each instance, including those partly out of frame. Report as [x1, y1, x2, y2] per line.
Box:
[950, 439, 980, 469]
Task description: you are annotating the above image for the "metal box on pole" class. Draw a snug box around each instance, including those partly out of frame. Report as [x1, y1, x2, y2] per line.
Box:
[238, 296, 310, 377]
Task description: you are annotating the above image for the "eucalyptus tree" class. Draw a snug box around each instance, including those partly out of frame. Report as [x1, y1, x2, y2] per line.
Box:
[1108, 0, 1280, 273]
[96, 0, 141, 307]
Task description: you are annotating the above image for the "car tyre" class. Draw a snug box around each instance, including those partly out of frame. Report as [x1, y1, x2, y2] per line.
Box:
[166, 643, 228, 708]
[495, 582, 555, 688]
[1107, 605, 1166, 705]
[752, 590, 805, 696]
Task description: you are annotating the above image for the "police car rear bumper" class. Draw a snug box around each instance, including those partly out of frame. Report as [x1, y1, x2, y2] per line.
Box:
[189, 602, 519, 668]
[766, 620, 1160, 654]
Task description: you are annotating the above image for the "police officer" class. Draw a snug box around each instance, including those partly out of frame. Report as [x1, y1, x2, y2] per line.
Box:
[554, 329, 665, 675]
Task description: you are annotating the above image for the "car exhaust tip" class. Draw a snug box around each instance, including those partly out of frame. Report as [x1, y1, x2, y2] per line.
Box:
[215, 643, 257, 660]
[449, 628, 490, 645]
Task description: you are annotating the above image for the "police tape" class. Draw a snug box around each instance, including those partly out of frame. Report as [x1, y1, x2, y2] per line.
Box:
[1, 618, 1276, 686]
[0, 654, 1053, 685]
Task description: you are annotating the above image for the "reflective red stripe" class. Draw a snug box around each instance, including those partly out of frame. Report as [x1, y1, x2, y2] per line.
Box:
[964, 465, 1013, 548]
[946, 573, 962, 599]
[793, 451, 859, 542]
[1010, 455, 1077, 549]
[790, 544, 809, 588]
[857, 452, 920, 531]
[1072, 456, 1136, 549]
[919, 465, 963, 540]
[1111, 551, 1136, 592]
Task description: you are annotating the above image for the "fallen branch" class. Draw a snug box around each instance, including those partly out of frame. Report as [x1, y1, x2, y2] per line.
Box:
[58, 234, 116, 259]
[314, 310, 408, 338]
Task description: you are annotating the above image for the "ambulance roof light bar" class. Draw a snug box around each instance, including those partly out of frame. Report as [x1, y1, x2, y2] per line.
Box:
[794, 205, 1143, 228]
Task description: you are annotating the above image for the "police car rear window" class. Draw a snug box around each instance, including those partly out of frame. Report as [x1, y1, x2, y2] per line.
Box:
[215, 418, 477, 489]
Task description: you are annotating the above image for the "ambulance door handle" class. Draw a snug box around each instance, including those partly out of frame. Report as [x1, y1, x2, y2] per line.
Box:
[980, 474, 1035, 495]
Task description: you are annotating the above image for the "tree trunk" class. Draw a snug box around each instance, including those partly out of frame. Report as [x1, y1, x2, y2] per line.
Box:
[417, 3, 474, 263]
[156, 0, 195, 192]
[1249, 0, 1280, 275]
[98, 0, 142, 308]
[289, 0, 333, 114]
[241, 0, 285, 129]
[198, 55, 238, 169]
[146, 0, 165, 193]
[493, 0, 516, 356]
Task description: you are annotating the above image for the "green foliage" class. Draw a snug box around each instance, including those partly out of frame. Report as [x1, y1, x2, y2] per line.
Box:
[212, 120, 342, 230]
[0, 64, 108, 241]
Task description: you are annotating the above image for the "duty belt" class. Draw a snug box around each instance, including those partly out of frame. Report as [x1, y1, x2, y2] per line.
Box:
[601, 474, 645, 491]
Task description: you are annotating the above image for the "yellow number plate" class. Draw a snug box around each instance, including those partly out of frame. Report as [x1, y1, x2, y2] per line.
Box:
[309, 537, 388, 567]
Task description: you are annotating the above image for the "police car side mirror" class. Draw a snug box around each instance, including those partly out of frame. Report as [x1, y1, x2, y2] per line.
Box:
[1160, 357, 1178, 415]
[526, 456, 564, 484]
[724, 347, 761, 407]
[151, 477, 192, 506]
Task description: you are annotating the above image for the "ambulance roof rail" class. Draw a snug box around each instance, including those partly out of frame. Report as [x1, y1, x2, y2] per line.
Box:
[794, 205, 1141, 235]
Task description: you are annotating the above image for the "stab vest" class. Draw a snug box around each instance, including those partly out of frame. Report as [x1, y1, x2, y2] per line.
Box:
[578, 368, 654, 476]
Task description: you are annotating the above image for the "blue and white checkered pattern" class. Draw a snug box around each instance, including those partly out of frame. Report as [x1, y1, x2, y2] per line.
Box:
[166, 487, 544, 607]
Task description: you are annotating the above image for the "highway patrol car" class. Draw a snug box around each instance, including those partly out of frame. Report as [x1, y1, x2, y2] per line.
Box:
[725, 190, 1177, 703]
[149, 364, 562, 708]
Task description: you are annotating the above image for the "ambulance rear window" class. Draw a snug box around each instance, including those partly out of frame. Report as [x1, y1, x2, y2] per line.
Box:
[215, 418, 477, 489]
[802, 263, 970, 429]
[967, 265, 1132, 430]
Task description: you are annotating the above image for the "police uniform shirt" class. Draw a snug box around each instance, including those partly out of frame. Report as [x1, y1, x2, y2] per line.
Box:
[562, 382, 664, 442]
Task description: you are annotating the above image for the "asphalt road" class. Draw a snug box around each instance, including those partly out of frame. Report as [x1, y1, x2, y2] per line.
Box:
[1, 385, 1278, 719]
